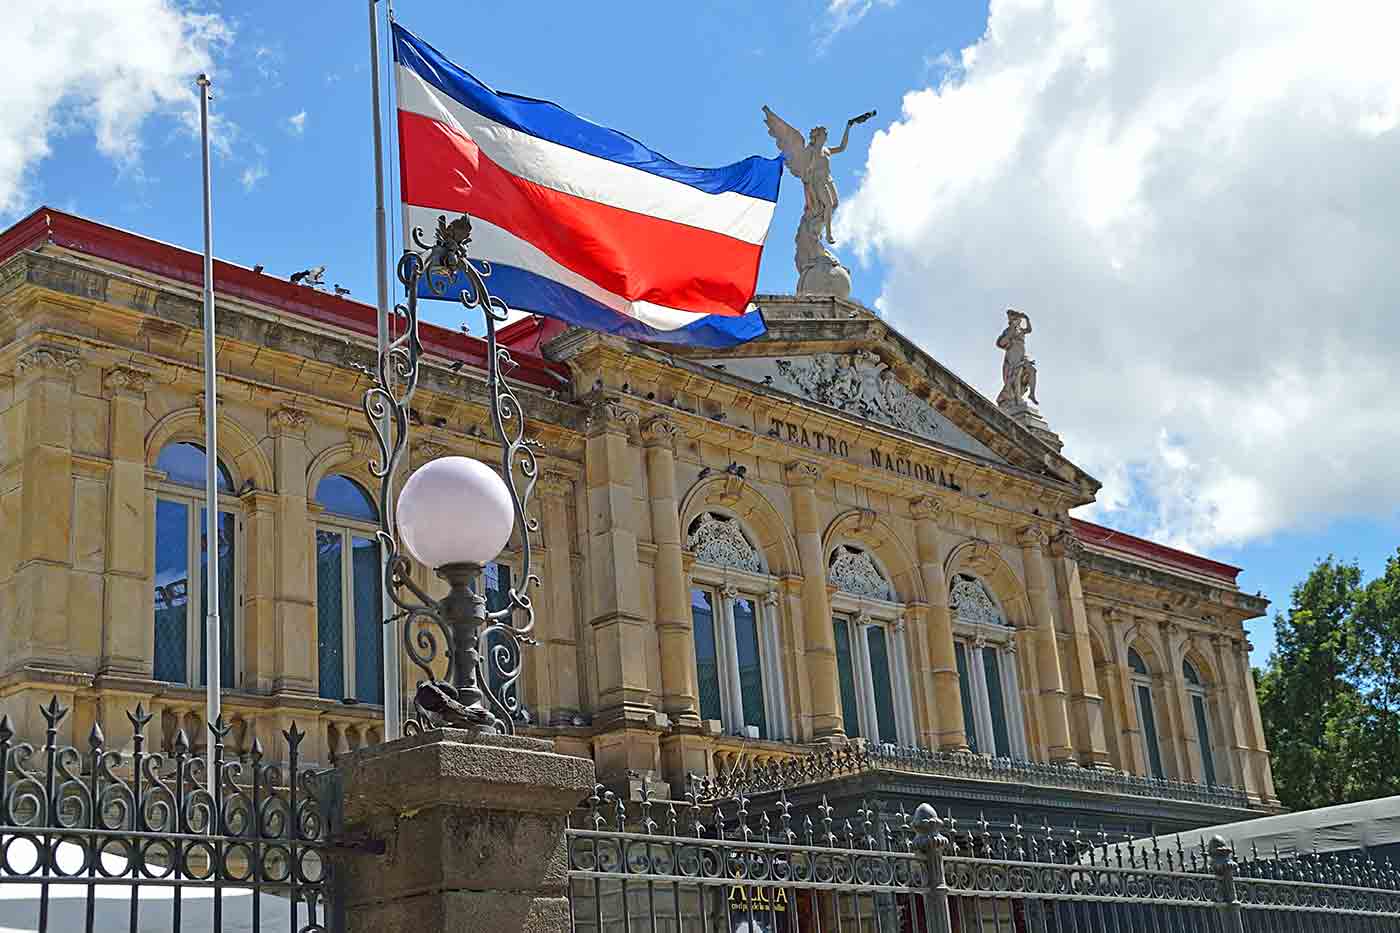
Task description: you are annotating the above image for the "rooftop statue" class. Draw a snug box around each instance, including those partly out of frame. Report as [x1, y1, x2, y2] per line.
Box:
[996, 308, 1039, 410]
[763, 105, 875, 299]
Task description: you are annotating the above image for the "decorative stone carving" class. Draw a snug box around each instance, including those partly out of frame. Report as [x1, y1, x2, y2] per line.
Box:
[950, 575, 1007, 628]
[687, 512, 763, 573]
[269, 406, 309, 435]
[103, 366, 151, 395]
[1016, 525, 1049, 550]
[16, 347, 81, 379]
[1049, 530, 1085, 562]
[640, 415, 679, 449]
[763, 590, 780, 609]
[996, 309, 1038, 410]
[415, 441, 447, 463]
[910, 495, 946, 522]
[784, 460, 821, 486]
[773, 351, 940, 441]
[828, 544, 894, 601]
[586, 398, 639, 437]
[539, 470, 574, 497]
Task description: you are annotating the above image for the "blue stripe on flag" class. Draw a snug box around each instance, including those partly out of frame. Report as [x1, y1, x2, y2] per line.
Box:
[419, 264, 768, 349]
[392, 23, 782, 203]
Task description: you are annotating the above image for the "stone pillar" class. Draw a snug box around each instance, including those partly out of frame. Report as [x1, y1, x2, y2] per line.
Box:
[14, 346, 81, 673]
[760, 590, 790, 741]
[536, 471, 582, 725]
[1106, 612, 1146, 775]
[717, 585, 745, 735]
[1231, 637, 1276, 803]
[583, 399, 653, 735]
[101, 366, 153, 677]
[331, 730, 595, 932]
[1087, 604, 1124, 769]
[642, 416, 698, 727]
[269, 407, 316, 695]
[1208, 633, 1244, 789]
[1017, 526, 1074, 763]
[910, 497, 966, 751]
[1049, 531, 1112, 769]
[786, 461, 841, 737]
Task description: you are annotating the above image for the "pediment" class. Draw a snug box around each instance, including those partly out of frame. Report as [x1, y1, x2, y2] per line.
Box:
[683, 294, 1099, 496]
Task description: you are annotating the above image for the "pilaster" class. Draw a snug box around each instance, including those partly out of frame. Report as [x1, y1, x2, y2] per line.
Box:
[642, 415, 698, 727]
[911, 496, 966, 751]
[535, 470, 582, 725]
[1017, 525, 1073, 763]
[269, 406, 315, 695]
[100, 365, 153, 676]
[1049, 530, 1112, 769]
[786, 460, 841, 738]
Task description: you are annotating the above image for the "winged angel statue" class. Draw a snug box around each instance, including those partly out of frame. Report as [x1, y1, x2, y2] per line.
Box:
[763, 105, 875, 297]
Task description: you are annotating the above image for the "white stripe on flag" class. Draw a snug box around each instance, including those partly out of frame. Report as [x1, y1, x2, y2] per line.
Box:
[397, 67, 776, 246]
[403, 205, 714, 332]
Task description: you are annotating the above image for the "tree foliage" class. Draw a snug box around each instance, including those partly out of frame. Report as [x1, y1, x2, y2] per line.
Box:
[1257, 552, 1400, 810]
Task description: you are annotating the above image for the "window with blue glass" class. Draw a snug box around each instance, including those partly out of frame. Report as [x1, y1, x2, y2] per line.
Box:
[689, 585, 779, 739]
[1129, 647, 1166, 780]
[314, 475, 382, 704]
[1184, 659, 1216, 785]
[153, 443, 237, 687]
[833, 615, 905, 745]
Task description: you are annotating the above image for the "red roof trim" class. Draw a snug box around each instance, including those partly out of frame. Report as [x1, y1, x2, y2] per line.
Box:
[0, 207, 569, 390]
[1071, 518, 1241, 584]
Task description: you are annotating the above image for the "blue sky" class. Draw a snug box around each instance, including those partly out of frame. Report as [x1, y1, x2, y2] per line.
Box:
[9, 0, 1400, 667]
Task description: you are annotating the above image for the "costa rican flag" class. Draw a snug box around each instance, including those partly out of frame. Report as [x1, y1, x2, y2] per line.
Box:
[392, 24, 780, 348]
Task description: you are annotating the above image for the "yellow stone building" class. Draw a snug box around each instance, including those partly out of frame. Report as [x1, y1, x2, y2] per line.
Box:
[0, 208, 1277, 834]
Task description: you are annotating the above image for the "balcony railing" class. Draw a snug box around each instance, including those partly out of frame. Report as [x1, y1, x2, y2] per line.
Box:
[710, 742, 1254, 809]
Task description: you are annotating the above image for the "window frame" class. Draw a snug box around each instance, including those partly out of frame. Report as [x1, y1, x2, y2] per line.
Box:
[152, 443, 244, 690]
[1129, 647, 1166, 780]
[689, 579, 787, 741]
[1183, 659, 1217, 785]
[948, 575, 1027, 759]
[313, 475, 383, 706]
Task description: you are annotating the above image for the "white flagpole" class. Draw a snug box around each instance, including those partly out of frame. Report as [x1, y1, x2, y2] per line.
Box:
[369, 0, 403, 740]
[197, 73, 222, 777]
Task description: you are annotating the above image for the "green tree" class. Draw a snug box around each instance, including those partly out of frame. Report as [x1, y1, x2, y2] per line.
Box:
[1258, 552, 1400, 809]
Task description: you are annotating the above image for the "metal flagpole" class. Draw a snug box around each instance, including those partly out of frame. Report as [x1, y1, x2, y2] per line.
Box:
[197, 73, 222, 776]
[369, 0, 403, 740]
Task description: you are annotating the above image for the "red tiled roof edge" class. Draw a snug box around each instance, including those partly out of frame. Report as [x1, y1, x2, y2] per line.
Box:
[1071, 517, 1242, 585]
[0, 206, 570, 390]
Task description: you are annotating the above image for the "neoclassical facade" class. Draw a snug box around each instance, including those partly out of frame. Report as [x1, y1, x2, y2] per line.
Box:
[0, 208, 1276, 835]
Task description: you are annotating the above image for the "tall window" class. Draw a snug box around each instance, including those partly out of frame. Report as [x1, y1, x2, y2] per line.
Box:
[315, 475, 383, 704]
[828, 543, 915, 746]
[686, 512, 788, 740]
[1184, 659, 1216, 785]
[1129, 647, 1166, 780]
[949, 575, 1025, 758]
[153, 443, 238, 687]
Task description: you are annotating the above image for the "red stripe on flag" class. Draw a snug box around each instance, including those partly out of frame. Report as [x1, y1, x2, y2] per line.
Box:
[398, 109, 760, 318]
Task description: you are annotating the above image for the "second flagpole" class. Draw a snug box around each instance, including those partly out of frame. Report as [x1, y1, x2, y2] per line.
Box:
[197, 73, 222, 777]
[368, 0, 402, 740]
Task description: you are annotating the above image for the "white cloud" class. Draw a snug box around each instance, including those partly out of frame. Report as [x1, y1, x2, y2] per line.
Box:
[838, 0, 1400, 554]
[287, 110, 306, 135]
[240, 162, 267, 192]
[816, 0, 896, 55]
[0, 0, 232, 216]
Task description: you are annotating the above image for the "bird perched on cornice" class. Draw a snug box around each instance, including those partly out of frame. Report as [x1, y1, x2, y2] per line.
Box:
[289, 266, 325, 287]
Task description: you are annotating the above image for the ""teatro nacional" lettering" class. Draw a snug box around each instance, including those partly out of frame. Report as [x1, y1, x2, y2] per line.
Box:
[769, 418, 961, 491]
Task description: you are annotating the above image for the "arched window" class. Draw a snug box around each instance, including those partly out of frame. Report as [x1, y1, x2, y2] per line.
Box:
[828, 544, 915, 747]
[314, 475, 383, 704]
[686, 512, 788, 740]
[1129, 647, 1165, 780]
[153, 443, 239, 687]
[1183, 659, 1217, 785]
[949, 575, 1027, 759]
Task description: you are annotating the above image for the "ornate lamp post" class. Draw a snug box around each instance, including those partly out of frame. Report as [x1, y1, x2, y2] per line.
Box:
[363, 214, 539, 734]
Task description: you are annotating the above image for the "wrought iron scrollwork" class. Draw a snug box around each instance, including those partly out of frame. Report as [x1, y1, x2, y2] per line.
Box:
[362, 213, 539, 734]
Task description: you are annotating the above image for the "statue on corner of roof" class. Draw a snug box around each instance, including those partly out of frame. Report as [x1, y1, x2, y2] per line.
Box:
[996, 308, 1039, 411]
[762, 105, 876, 300]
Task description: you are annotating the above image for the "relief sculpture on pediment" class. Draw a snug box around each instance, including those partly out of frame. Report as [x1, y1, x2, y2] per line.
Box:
[774, 350, 940, 441]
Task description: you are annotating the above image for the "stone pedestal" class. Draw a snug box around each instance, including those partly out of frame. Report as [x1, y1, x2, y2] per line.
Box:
[999, 400, 1063, 451]
[329, 729, 596, 933]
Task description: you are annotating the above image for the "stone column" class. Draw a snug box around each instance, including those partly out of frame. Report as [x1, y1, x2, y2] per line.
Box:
[1207, 633, 1244, 788]
[786, 460, 841, 737]
[1106, 612, 1146, 776]
[101, 366, 153, 677]
[718, 585, 745, 735]
[642, 416, 698, 727]
[536, 471, 582, 725]
[1017, 526, 1074, 763]
[892, 615, 919, 746]
[583, 399, 652, 731]
[910, 497, 966, 751]
[1231, 637, 1276, 803]
[269, 406, 316, 695]
[1087, 604, 1124, 769]
[760, 590, 790, 741]
[331, 729, 595, 932]
[1049, 531, 1112, 769]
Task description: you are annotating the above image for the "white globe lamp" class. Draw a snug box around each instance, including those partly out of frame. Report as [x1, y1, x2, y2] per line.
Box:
[396, 456, 515, 568]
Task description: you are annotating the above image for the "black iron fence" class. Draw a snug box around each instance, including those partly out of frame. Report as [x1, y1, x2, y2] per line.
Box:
[0, 697, 333, 933]
[566, 780, 1400, 932]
